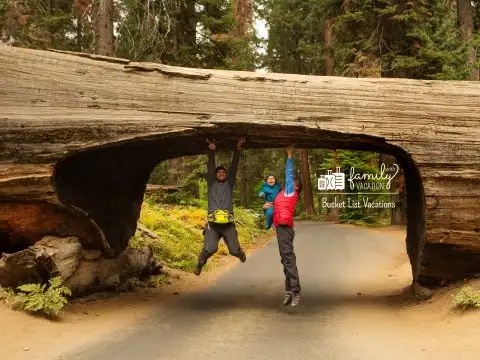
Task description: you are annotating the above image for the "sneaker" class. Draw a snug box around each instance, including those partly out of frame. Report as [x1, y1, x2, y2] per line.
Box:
[194, 264, 202, 276]
[291, 292, 301, 307]
[238, 250, 246, 263]
[283, 292, 292, 306]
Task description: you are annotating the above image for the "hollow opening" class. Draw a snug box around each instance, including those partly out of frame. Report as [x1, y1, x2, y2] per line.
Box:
[0, 229, 32, 254]
[0, 201, 109, 255]
[52, 124, 425, 282]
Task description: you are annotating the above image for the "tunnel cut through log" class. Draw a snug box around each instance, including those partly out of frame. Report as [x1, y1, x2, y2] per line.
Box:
[50, 126, 425, 283]
[1, 45, 479, 287]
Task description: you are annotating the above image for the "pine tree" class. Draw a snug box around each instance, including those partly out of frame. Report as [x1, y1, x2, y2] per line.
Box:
[0, 0, 86, 50]
[259, 0, 326, 75]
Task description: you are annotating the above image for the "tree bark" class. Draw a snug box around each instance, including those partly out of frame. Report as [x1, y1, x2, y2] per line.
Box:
[323, 18, 339, 220]
[233, 0, 253, 37]
[457, 0, 479, 80]
[379, 154, 406, 225]
[240, 151, 248, 207]
[391, 173, 406, 225]
[95, 0, 114, 56]
[168, 157, 184, 185]
[232, 0, 253, 67]
[176, 0, 196, 48]
[76, 14, 83, 52]
[324, 18, 334, 76]
[300, 149, 315, 214]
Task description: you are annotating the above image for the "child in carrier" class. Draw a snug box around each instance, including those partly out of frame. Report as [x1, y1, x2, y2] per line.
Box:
[258, 174, 281, 230]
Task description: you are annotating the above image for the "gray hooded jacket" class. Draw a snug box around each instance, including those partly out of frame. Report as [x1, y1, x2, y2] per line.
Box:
[207, 150, 240, 214]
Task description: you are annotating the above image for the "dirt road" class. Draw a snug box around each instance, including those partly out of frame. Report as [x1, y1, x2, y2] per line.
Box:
[4, 222, 480, 360]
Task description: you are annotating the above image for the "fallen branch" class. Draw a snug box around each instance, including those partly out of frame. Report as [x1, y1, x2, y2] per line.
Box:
[145, 184, 182, 194]
[136, 222, 161, 240]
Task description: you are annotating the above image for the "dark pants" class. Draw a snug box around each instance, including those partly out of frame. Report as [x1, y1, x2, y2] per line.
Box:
[276, 225, 301, 294]
[197, 222, 243, 267]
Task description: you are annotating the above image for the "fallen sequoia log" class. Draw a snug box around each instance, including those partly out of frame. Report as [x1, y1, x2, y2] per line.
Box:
[1, 45, 479, 289]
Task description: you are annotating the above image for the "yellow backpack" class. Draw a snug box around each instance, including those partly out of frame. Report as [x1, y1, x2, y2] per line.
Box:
[208, 210, 234, 224]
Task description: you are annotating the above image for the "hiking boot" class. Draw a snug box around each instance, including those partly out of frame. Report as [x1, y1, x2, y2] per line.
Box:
[283, 292, 292, 306]
[238, 250, 246, 263]
[291, 292, 301, 307]
[194, 263, 202, 276]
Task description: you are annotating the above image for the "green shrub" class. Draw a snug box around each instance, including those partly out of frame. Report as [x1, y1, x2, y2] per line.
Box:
[10, 277, 72, 318]
[130, 199, 266, 272]
[452, 286, 480, 309]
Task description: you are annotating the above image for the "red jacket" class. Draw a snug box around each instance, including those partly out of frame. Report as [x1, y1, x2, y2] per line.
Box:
[273, 190, 299, 228]
[273, 157, 298, 228]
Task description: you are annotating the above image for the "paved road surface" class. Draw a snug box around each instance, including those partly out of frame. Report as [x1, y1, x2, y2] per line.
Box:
[61, 222, 429, 360]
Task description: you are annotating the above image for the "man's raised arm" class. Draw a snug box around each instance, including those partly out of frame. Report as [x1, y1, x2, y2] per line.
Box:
[284, 145, 295, 196]
[206, 139, 216, 185]
[228, 137, 245, 186]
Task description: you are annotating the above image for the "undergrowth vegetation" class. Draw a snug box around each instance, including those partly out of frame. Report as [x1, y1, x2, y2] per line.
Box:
[452, 286, 480, 310]
[130, 197, 267, 272]
[0, 277, 71, 318]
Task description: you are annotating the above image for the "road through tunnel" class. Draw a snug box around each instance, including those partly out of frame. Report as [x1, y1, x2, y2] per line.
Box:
[51, 124, 425, 285]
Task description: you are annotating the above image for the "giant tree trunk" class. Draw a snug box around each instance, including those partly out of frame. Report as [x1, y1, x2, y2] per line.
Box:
[232, 0, 253, 68]
[95, 0, 114, 56]
[301, 149, 315, 214]
[391, 173, 406, 225]
[323, 17, 340, 221]
[1, 46, 480, 287]
[324, 19, 334, 76]
[240, 151, 248, 207]
[177, 0, 196, 48]
[457, 0, 479, 80]
[168, 157, 184, 185]
[233, 0, 253, 37]
[379, 153, 406, 225]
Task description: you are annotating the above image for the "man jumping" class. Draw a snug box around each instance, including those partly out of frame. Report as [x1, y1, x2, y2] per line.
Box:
[268, 145, 302, 306]
[194, 137, 247, 276]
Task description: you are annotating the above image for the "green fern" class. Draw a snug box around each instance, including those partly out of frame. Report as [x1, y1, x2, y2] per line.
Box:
[11, 277, 72, 318]
[0, 285, 15, 304]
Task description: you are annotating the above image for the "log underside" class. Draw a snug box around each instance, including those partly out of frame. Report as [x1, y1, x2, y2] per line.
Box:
[1, 45, 480, 286]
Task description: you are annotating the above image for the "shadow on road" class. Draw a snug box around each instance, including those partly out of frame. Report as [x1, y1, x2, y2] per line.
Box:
[166, 284, 414, 316]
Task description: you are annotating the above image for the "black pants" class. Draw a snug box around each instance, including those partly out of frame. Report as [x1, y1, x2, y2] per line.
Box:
[197, 222, 243, 266]
[276, 225, 301, 294]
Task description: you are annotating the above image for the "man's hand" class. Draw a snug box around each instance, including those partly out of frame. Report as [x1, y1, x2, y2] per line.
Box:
[236, 136, 246, 151]
[286, 144, 294, 158]
[206, 138, 216, 150]
[263, 202, 273, 210]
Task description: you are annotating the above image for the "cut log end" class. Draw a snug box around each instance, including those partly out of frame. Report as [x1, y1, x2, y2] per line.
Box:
[0, 202, 108, 254]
